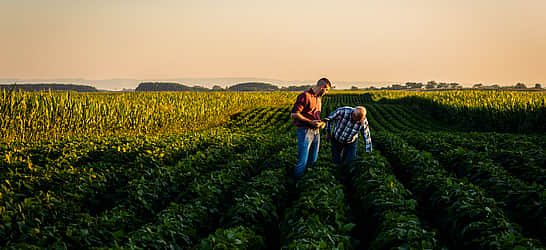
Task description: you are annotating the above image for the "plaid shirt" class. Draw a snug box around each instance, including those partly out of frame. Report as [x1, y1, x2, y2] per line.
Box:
[326, 106, 372, 152]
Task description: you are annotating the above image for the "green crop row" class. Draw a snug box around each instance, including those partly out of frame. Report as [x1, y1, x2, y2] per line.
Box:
[375, 104, 428, 132]
[361, 106, 386, 133]
[347, 151, 438, 249]
[365, 105, 403, 133]
[197, 136, 296, 249]
[375, 132, 543, 249]
[199, 162, 290, 248]
[365, 104, 452, 134]
[2, 128, 285, 248]
[125, 111, 296, 249]
[322, 93, 374, 114]
[281, 161, 355, 249]
[229, 105, 293, 133]
[123, 133, 289, 249]
[376, 104, 450, 132]
[0, 128, 256, 247]
[401, 131, 545, 242]
[404, 131, 545, 184]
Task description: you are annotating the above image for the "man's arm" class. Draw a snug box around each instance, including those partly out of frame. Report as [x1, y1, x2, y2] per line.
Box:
[360, 118, 372, 152]
[325, 108, 344, 135]
[291, 112, 322, 128]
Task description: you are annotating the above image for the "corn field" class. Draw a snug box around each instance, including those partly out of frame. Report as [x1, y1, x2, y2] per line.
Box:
[371, 90, 545, 110]
[0, 90, 297, 142]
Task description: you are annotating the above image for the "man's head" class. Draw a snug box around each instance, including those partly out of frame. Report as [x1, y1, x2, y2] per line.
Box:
[351, 106, 367, 122]
[315, 78, 331, 97]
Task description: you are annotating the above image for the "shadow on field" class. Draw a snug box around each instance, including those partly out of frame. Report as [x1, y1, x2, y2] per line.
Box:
[376, 95, 545, 134]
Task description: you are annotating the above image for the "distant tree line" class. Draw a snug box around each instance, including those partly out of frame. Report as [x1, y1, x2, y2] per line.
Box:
[0, 84, 98, 92]
[227, 82, 279, 91]
[280, 85, 314, 91]
[136, 82, 313, 92]
[351, 81, 543, 91]
[3, 81, 541, 93]
[135, 82, 209, 92]
[471, 82, 542, 90]
[351, 81, 463, 91]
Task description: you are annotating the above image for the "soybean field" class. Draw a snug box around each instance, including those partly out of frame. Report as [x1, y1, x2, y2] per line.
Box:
[1, 90, 545, 249]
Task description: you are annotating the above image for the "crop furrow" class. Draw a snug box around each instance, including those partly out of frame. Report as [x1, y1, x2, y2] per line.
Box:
[375, 132, 543, 249]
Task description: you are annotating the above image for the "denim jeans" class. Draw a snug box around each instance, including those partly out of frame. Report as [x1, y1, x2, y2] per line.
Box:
[294, 127, 320, 179]
[331, 137, 358, 166]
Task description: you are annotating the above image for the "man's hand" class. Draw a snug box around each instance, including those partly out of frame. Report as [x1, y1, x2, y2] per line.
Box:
[315, 120, 326, 129]
[325, 133, 331, 143]
[317, 121, 326, 129]
[310, 120, 322, 128]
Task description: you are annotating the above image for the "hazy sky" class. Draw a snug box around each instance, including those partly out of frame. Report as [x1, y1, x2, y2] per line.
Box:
[1, 0, 545, 86]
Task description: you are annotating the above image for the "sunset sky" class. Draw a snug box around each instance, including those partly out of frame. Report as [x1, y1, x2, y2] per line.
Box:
[1, 0, 545, 88]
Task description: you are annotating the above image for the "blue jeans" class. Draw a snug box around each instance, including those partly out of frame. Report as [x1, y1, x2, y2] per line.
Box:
[331, 137, 358, 166]
[294, 127, 320, 179]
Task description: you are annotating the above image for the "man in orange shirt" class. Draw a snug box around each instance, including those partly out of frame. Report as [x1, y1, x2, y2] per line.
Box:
[290, 78, 331, 180]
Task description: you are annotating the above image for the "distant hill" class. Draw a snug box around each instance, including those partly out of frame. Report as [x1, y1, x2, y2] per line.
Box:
[280, 85, 313, 91]
[135, 82, 209, 92]
[228, 82, 279, 91]
[0, 84, 98, 92]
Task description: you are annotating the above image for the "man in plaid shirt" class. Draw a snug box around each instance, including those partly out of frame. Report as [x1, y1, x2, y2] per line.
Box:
[325, 106, 372, 166]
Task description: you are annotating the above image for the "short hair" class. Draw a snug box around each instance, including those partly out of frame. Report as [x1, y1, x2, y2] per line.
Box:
[353, 106, 366, 120]
[317, 78, 331, 88]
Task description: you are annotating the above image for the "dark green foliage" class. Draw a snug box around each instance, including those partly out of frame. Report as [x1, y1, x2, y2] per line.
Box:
[281, 162, 355, 249]
[374, 132, 543, 248]
[348, 152, 438, 249]
[199, 226, 265, 249]
[401, 131, 546, 241]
